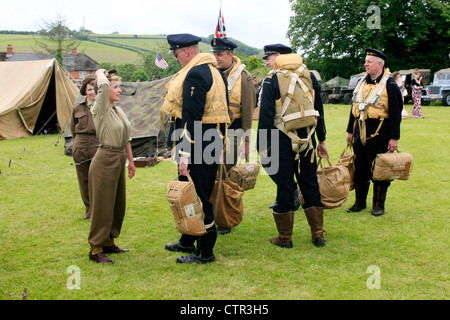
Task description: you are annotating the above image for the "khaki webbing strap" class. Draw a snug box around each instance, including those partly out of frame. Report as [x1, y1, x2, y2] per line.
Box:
[223, 126, 230, 154]
[280, 109, 319, 123]
[180, 122, 195, 144]
[354, 69, 391, 106]
[358, 117, 384, 145]
[227, 64, 246, 94]
[296, 78, 314, 105]
[276, 123, 315, 155]
[294, 69, 304, 77]
[171, 117, 178, 161]
[279, 72, 298, 119]
[213, 163, 224, 221]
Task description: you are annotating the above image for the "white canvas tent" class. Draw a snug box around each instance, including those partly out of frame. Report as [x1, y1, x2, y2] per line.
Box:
[0, 59, 78, 140]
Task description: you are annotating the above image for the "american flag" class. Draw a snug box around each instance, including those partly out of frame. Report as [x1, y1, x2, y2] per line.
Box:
[155, 52, 169, 69]
[215, 7, 226, 38]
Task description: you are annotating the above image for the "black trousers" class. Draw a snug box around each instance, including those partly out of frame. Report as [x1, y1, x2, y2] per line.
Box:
[262, 132, 322, 212]
[180, 162, 218, 225]
[353, 132, 391, 188]
[178, 163, 218, 257]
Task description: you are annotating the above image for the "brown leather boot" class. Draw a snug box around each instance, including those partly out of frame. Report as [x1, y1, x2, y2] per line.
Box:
[270, 211, 294, 248]
[304, 206, 326, 247]
[372, 183, 388, 216]
[347, 182, 370, 212]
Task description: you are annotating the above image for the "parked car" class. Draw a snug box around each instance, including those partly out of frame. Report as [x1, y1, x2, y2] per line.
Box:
[422, 68, 450, 106]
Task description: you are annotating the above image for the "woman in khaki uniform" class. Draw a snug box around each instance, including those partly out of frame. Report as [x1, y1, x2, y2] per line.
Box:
[70, 74, 100, 220]
[88, 69, 136, 264]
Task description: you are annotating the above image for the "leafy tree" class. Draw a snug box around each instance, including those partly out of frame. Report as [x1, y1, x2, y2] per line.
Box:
[287, 0, 450, 81]
[117, 64, 138, 82]
[246, 56, 262, 71]
[131, 70, 149, 82]
[33, 13, 81, 67]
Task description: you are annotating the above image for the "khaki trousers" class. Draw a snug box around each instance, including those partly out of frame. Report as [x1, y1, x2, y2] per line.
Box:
[73, 134, 99, 216]
[88, 146, 127, 255]
[75, 159, 91, 216]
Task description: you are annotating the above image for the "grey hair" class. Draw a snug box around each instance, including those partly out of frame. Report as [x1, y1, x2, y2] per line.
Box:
[375, 57, 385, 67]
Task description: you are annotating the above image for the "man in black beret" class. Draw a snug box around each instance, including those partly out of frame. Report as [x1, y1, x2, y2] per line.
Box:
[346, 47, 402, 216]
[210, 37, 256, 235]
[257, 44, 329, 248]
[257, 44, 300, 213]
[161, 33, 230, 263]
[262, 44, 293, 69]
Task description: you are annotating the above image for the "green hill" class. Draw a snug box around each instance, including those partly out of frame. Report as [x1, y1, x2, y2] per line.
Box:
[0, 33, 262, 66]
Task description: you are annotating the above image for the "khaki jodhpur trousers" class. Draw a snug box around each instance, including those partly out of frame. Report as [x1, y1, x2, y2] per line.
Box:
[88, 145, 127, 255]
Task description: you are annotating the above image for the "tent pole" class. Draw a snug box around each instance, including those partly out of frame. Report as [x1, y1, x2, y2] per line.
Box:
[34, 110, 57, 136]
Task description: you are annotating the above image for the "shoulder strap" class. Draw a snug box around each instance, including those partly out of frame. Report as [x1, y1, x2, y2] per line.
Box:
[277, 65, 314, 116]
[227, 64, 246, 93]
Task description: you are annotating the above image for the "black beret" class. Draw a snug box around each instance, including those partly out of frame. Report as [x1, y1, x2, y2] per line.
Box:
[262, 44, 292, 59]
[167, 33, 202, 54]
[365, 47, 388, 60]
[210, 37, 237, 52]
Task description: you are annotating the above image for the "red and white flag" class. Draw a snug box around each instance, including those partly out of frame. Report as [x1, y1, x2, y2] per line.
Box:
[215, 2, 226, 38]
[155, 52, 169, 69]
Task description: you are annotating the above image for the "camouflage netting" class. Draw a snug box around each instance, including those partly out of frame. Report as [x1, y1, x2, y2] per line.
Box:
[63, 76, 172, 158]
[323, 76, 349, 88]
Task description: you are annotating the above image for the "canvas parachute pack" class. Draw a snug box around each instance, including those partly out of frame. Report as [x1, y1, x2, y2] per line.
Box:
[273, 54, 319, 160]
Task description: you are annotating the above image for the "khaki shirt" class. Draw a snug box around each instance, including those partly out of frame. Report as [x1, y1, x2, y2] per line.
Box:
[91, 78, 131, 148]
[70, 96, 100, 161]
[70, 96, 97, 135]
[221, 63, 256, 133]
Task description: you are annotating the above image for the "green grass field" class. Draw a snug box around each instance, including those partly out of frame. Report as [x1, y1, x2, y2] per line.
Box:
[0, 103, 448, 301]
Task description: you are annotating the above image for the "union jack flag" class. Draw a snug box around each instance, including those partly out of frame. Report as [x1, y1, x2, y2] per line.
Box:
[215, 8, 226, 38]
[155, 52, 169, 69]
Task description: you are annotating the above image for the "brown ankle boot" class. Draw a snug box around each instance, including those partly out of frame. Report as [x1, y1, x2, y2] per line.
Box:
[270, 211, 294, 248]
[304, 206, 326, 247]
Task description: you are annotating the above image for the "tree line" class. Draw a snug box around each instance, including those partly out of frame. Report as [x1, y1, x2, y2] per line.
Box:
[287, 0, 450, 81]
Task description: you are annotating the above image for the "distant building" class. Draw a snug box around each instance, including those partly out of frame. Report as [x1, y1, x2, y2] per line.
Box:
[0, 44, 99, 80]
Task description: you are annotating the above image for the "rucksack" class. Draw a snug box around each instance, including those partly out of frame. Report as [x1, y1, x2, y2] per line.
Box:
[273, 54, 320, 156]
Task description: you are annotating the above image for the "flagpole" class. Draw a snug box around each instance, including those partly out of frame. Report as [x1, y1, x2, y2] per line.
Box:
[220, 0, 226, 37]
[219, 0, 223, 34]
[220, 0, 224, 36]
